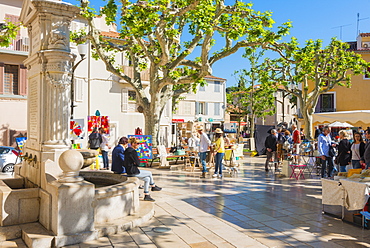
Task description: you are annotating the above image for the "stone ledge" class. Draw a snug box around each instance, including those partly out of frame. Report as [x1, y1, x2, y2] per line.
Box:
[95, 200, 154, 237]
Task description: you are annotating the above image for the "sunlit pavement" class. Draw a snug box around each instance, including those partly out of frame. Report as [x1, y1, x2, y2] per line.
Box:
[5, 157, 370, 247]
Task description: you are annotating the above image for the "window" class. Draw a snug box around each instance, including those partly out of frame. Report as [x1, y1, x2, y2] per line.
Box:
[199, 85, 205, 91]
[214, 81, 221, 92]
[196, 102, 208, 115]
[0, 63, 27, 96]
[74, 78, 84, 102]
[4, 65, 19, 95]
[128, 90, 136, 101]
[365, 67, 370, 79]
[316, 93, 335, 112]
[214, 102, 220, 115]
[121, 88, 128, 112]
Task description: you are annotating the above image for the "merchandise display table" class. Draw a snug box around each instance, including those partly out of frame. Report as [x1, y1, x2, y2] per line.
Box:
[321, 178, 370, 227]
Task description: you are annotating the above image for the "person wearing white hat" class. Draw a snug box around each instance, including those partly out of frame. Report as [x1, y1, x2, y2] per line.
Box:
[213, 128, 225, 179]
[197, 126, 211, 178]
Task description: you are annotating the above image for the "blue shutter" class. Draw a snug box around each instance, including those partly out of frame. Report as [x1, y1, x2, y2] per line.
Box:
[205, 103, 208, 115]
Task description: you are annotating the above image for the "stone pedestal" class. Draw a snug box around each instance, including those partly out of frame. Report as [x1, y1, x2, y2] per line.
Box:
[50, 181, 96, 246]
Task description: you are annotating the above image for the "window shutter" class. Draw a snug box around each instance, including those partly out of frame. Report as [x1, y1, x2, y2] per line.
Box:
[19, 64, 27, 95]
[205, 102, 208, 115]
[121, 88, 128, 113]
[195, 102, 199, 115]
[74, 78, 83, 102]
[0, 63, 4, 94]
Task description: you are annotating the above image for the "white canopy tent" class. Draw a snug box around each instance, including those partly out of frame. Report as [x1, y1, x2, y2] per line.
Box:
[313, 110, 370, 127]
[328, 121, 354, 128]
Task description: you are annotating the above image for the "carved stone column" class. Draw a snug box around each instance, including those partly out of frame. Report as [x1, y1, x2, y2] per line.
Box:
[19, 0, 79, 186]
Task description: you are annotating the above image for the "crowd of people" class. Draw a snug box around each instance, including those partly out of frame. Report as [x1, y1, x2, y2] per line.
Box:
[319, 126, 370, 178]
[87, 125, 232, 200]
[264, 124, 370, 179]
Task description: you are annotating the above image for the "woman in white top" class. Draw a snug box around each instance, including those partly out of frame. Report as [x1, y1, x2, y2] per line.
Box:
[351, 132, 365, 169]
[99, 128, 110, 169]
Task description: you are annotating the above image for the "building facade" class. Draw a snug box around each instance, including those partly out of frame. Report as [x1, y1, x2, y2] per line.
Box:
[312, 33, 370, 129]
[0, 0, 29, 146]
[172, 75, 226, 144]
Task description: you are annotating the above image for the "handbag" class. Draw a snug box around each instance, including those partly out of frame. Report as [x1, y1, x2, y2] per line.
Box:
[334, 151, 342, 165]
[329, 146, 336, 157]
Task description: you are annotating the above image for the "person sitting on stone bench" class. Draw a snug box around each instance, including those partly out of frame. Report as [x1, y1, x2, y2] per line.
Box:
[111, 137, 128, 174]
[124, 137, 162, 201]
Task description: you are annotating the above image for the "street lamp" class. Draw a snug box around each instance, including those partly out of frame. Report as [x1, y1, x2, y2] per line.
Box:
[71, 43, 87, 120]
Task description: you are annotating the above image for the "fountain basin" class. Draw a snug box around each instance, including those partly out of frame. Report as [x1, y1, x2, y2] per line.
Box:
[0, 178, 39, 226]
[79, 171, 140, 224]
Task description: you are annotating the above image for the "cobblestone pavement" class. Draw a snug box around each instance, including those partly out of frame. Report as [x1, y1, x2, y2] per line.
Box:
[4, 156, 370, 247]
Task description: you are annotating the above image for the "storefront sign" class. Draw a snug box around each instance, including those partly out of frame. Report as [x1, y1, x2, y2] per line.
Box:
[224, 123, 237, 133]
[172, 119, 184, 123]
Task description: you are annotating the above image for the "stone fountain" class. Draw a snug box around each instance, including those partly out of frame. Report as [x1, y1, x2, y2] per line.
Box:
[0, 0, 153, 247]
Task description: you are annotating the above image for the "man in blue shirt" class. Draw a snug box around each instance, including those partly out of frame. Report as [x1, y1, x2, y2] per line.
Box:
[111, 137, 128, 174]
[318, 126, 334, 178]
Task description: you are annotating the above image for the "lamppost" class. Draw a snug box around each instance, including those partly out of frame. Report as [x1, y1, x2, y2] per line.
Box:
[70, 43, 87, 120]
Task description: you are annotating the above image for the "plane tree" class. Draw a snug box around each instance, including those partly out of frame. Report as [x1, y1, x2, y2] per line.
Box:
[76, 0, 291, 145]
[259, 38, 370, 139]
[227, 51, 275, 138]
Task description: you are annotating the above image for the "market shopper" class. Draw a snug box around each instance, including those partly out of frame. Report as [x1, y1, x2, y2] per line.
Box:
[99, 128, 110, 170]
[291, 124, 301, 163]
[88, 127, 102, 150]
[212, 128, 225, 179]
[111, 137, 128, 174]
[264, 129, 278, 172]
[360, 129, 370, 169]
[351, 132, 365, 169]
[318, 126, 335, 178]
[197, 126, 212, 178]
[124, 137, 162, 201]
[337, 130, 351, 172]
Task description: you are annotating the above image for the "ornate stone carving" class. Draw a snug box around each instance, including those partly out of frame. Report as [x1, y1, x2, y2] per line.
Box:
[46, 72, 71, 89]
[49, 18, 69, 50]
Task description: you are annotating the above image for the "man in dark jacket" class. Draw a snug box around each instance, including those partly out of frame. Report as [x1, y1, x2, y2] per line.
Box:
[265, 129, 278, 172]
[111, 137, 128, 174]
[88, 127, 102, 150]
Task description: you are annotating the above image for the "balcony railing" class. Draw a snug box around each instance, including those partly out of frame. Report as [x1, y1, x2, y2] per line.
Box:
[315, 108, 336, 113]
[121, 65, 150, 82]
[1, 37, 29, 52]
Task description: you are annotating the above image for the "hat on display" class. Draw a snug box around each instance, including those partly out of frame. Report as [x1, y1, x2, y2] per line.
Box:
[215, 128, 223, 133]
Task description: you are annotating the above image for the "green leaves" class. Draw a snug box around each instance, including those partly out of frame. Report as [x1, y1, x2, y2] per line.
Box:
[0, 20, 19, 47]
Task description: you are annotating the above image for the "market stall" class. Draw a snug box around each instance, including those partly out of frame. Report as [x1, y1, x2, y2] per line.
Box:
[322, 177, 370, 228]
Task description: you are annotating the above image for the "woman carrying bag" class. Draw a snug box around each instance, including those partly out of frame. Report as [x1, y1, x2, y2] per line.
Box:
[336, 130, 351, 172]
[212, 128, 225, 179]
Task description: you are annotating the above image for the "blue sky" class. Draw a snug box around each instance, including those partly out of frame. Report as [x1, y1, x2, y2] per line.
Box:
[66, 0, 370, 87]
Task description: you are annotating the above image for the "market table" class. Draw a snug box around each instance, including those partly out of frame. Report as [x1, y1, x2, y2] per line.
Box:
[321, 178, 370, 227]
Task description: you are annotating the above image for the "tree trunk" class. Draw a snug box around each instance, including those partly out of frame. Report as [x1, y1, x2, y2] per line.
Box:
[142, 88, 172, 147]
[302, 107, 313, 141]
[143, 107, 161, 147]
[250, 113, 255, 138]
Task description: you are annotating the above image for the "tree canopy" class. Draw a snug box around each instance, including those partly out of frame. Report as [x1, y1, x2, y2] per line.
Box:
[259, 37, 370, 139]
[227, 51, 275, 138]
[75, 0, 291, 145]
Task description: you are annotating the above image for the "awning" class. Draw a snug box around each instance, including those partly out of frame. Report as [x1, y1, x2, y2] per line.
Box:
[328, 121, 354, 128]
[313, 110, 370, 127]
